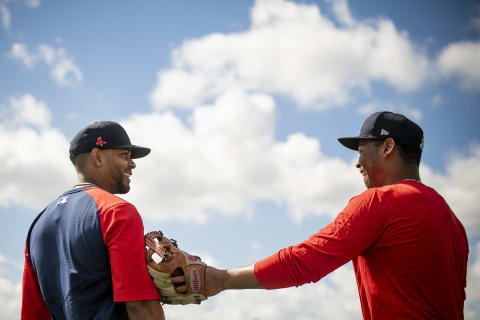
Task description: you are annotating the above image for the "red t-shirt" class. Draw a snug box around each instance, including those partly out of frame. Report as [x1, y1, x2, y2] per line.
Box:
[254, 181, 469, 319]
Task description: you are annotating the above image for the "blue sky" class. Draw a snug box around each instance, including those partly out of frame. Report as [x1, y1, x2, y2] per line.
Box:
[1, 0, 479, 319]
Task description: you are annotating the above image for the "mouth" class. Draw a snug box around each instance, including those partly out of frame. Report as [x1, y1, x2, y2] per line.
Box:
[124, 172, 132, 178]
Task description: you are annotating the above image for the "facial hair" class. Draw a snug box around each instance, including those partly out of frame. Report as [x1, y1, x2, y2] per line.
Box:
[113, 166, 130, 194]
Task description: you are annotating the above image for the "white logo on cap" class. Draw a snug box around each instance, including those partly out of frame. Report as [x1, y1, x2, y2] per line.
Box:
[420, 138, 424, 150]
[380, 129, 390, 136]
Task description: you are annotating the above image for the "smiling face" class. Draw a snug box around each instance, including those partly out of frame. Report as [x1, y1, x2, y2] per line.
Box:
[356, 140, 385, 188]
[101, 149, 136, 194]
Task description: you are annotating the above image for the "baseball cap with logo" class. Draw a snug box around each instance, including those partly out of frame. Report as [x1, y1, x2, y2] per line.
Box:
[69, 121, 151, 160]
[338, 111, 424, 151]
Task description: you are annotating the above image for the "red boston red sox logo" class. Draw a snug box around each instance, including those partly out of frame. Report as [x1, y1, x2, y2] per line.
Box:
[96, 137, 107, 146]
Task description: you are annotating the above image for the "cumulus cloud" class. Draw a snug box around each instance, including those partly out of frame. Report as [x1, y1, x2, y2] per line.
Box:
[9, 43, 83, 86]
[162, 264, 361, 320]
[0, 255, 22, 320]
[8, 43, 35, 68]
[437, 41, 480, 91]
[422, 143, 480, 237]
[124, 89, 364, 223]
[465, 242, 480, 319]
[0, 2, 10, 29]
[0, 0, 40, 30]
[24, 0, 40, 8]
[150, 0, 430, 111]
[358, 102, 422, 121]
[0, 94, 74, 209]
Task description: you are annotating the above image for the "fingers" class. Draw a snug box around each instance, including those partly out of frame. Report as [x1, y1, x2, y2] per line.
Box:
[174, 284, 187, 293]
[168, 275, 185, 284]
[168, 275, 187, 294]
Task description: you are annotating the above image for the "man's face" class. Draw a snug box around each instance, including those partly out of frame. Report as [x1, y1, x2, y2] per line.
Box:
[101, 149, 136, 194]
[356, 140, 385, 188]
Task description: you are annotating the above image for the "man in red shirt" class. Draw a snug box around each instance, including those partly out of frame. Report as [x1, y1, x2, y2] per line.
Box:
[173, 111, 469, 319]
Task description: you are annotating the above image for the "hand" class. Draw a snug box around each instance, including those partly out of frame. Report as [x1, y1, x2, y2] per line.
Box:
[205, 266, 226, 297]
[167, 275, 187, 294]
[168, 266, 225, 297]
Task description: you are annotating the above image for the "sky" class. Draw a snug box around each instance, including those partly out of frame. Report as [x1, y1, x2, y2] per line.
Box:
[0, 0, 479, 318]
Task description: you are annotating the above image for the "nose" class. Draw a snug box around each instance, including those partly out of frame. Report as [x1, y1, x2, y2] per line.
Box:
[129, 159, 136, 169]
[355, 162, 361, 169]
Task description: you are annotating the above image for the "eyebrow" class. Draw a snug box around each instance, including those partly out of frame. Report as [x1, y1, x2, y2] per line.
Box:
[116, 149, 132, 155]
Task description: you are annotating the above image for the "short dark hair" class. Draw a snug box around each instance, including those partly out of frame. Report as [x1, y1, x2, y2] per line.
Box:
[396, 144, 422, 166]
[372, 139, 422, 166]
[71, 153, 90, 172]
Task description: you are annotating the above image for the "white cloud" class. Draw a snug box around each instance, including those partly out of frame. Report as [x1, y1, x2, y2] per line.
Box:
[162, 264, 361, 320]
[465, 242, 480, 319]
[0, 95, 74, 209]
[437, 41, 480, 91]
[0, 2, 11, 30]
[5, 94, 51, 129]
[358, 102, 422, 121]
[330, 0, 355, 27]
[422, 143, 480, 237]
[0, 0, 40, 30]
[0, 255, 22, 320]
[150, 0, 430, 111]
[125, 89, 364, 223]
[8, 43, 35, 67]
[471, 7, 480, 32]
[25, 0, 40, 8]
[51, 48, 83, 86]
[9, 43, 83, 86]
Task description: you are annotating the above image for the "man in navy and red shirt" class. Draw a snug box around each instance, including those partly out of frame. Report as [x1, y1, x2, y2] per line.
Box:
[174, 112, 469, 319]
[22, 121, 164, 319]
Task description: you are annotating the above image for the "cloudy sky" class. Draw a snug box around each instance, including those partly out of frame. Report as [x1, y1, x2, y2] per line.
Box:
[1, 0, 479, 318]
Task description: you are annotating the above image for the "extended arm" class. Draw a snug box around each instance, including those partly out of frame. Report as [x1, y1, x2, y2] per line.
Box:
[205, 265, 263, 297]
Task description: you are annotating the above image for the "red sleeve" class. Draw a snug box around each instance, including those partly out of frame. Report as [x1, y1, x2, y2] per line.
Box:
[255, 189, 384, 289]
[98, 202, 160, 302]
[21, 245, 51, 320]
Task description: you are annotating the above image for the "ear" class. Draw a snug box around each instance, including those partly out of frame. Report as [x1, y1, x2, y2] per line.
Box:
[382, 138, 395, 158]
[90, 148, 103, 167]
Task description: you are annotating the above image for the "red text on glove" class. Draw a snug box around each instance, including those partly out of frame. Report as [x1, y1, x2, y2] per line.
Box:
[190, 268, 200, 292]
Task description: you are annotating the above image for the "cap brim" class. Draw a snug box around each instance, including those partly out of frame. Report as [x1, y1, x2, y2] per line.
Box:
[117, 145, 151, 159]
[338, 137, 361, 151]
[338, 137, 384, 151]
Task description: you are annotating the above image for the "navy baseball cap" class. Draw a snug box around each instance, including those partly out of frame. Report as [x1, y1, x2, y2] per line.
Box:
[338, 111, 424, 151]
[69, 121, 151, 160]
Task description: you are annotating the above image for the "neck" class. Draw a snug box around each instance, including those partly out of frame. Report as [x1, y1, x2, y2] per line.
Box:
[75, 172, 100, 188]
[384, 165, 421, 186]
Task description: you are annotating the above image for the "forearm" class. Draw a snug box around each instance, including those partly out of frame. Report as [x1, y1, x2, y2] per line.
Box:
[223, 265, 263, 290]
[205, 265, 263, 297]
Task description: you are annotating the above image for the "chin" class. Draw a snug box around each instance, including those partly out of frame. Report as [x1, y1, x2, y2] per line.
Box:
[116, 183, 130, 194]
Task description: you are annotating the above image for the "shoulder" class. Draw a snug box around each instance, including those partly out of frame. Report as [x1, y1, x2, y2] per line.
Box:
[83, 187, 138, 214]
[349, 181, 437, 211]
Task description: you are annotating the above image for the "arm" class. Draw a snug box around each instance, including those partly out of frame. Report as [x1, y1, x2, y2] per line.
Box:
[206, 265, 263, 296]
[170, 265, 263, 298]
[174, 190, 383, 295]
[125, 300, 165, 320]
[21, 245, 51, 319]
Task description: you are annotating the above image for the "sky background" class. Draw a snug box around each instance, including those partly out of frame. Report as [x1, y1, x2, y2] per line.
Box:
[1, 0, 479, 319]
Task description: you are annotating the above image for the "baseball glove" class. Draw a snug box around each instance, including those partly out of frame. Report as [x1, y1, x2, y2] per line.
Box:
[145, 231, 207, 304]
